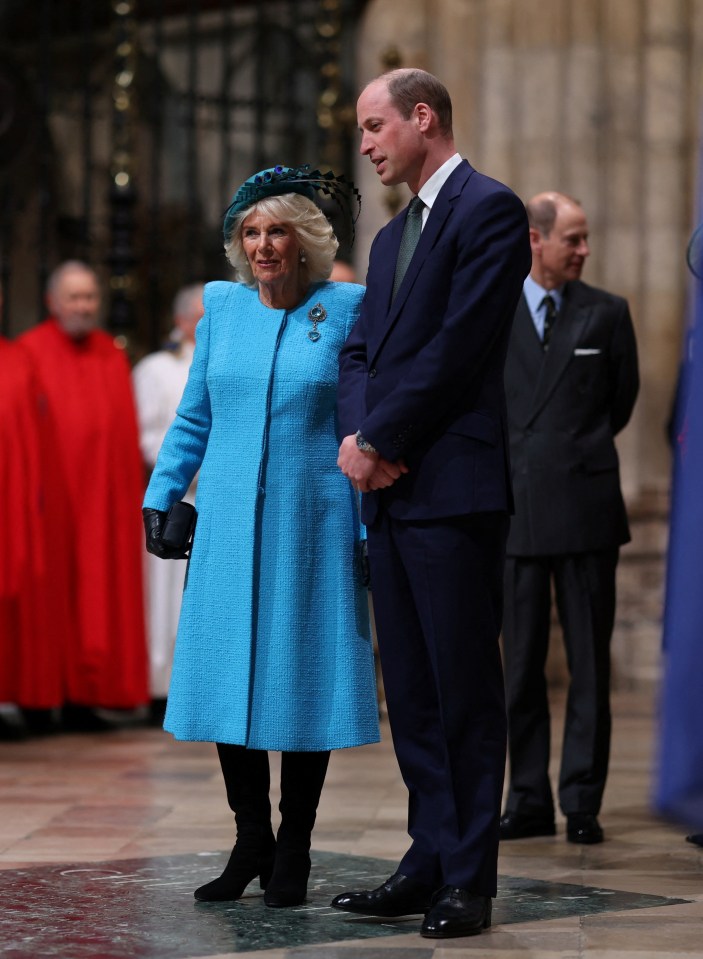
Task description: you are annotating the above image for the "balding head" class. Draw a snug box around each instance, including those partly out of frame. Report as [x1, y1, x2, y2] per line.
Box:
[526, 192, 581, 237]
[172, 283, 204, 344]
[526, 192, 590, 289]
[46, 261, 101, 340]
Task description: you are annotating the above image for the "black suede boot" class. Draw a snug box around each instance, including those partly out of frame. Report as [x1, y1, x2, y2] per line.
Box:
[194, 744, 276, 902]
[264, 750, 330, 907]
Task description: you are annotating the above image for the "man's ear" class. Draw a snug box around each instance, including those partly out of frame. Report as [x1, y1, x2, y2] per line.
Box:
[528, 227, 543, 256]
[414, 102, 433, 132]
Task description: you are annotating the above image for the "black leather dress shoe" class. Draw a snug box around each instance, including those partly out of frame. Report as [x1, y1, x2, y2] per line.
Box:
[420, 886, 492, 939]
[566, 813, 604, 844]
[330, 872, 433, 916]
[499, 810, 556, 840]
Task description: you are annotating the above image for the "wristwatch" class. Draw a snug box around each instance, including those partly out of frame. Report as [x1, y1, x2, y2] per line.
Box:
[355, 430, 378, 454]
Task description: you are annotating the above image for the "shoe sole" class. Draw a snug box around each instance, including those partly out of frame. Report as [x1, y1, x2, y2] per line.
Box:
[420, 925, 486, 939]
[420, 915, 491, 938]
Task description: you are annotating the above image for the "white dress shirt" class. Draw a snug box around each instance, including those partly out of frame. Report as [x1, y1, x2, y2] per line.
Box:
[417, 152, 463, 229]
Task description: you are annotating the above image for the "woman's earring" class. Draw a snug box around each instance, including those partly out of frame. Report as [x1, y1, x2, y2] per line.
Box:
[299, 249, 307, 263]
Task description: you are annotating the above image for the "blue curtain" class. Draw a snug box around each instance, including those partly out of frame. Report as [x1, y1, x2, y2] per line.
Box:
[655, 155, 703, 829]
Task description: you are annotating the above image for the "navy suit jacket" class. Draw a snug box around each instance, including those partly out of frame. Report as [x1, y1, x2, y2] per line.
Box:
[338, 160, 531, 525]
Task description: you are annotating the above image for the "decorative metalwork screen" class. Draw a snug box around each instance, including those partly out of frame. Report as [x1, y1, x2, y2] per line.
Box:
[0, 0, 358, 350]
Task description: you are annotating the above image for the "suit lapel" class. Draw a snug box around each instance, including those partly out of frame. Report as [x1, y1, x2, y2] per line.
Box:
[374, 212, 405, 318]
[513, 295, 543, 367]
[508, 296, 544, 428]
[368, 161, 474, 365]
[528, 283, 595, 421]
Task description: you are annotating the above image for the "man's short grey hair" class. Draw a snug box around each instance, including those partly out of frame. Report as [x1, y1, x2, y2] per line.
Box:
[46, 260, 99, 295]
[224, 193, 338, 289]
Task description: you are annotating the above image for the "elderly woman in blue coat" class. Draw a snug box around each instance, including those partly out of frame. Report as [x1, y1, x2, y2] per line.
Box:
[142, 166, 380, 907]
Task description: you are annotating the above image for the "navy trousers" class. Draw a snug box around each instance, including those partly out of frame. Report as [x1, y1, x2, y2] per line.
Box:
[368, 510, 508, 895]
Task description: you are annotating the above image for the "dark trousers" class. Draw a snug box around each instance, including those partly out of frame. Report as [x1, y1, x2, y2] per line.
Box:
[502, 549, 618, 817]
[368, 510, 508, 896]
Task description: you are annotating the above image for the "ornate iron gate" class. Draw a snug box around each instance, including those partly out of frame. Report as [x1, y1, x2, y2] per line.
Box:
[0, 0, 359, 350]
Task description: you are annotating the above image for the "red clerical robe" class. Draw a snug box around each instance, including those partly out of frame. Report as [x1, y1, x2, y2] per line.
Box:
[19, 319, 148, 707]
[0, 338, 66, 707]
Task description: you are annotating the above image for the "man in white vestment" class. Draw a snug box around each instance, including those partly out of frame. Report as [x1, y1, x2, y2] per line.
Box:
[133, 284, 204, 719]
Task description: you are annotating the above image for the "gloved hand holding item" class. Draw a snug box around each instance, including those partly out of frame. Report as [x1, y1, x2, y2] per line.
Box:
[142, 504, 195, 559]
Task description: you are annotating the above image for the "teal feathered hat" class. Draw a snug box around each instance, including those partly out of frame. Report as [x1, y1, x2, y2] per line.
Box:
[223, 164, 361, 243]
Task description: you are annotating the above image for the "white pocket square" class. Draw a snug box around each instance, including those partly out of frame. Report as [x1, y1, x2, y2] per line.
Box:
[574, 348, 601, 355]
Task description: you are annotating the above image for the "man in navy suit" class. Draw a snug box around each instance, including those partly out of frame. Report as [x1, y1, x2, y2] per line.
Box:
[499, 192, 639, 845]
[332, 68, 531, 939]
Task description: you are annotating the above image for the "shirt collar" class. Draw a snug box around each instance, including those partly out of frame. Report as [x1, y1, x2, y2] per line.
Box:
[417, 153, 463, 219]
[523, 274, 565, 315]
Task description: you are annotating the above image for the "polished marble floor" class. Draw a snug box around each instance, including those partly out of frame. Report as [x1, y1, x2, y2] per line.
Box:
[1, 685, 702, 958]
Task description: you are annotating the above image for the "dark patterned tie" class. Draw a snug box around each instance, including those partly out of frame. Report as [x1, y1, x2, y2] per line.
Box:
[541, 294, 557, 350]
[392, 195, 425, 299]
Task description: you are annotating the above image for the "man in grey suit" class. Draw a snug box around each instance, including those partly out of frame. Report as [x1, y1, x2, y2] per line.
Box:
[500, 191, 639, 845]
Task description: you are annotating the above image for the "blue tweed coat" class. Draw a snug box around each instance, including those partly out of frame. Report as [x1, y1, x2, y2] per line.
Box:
[144, 280, 380, 750]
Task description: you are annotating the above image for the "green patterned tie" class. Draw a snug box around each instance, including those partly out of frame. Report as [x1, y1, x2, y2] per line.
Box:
[392, 196, 425, 300]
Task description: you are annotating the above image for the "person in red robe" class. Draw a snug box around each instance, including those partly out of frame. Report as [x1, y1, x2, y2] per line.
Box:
[18, 261, 148, 722]
[0, 333, 69, 737]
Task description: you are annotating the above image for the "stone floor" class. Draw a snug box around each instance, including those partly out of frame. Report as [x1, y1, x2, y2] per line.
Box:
[1, 681, 702, 958]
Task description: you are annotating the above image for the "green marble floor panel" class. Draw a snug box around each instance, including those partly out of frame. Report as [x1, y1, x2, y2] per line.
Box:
[0, 850, 687, 957]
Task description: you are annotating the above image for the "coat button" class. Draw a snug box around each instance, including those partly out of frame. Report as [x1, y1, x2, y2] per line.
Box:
[368, 368, 377, 378]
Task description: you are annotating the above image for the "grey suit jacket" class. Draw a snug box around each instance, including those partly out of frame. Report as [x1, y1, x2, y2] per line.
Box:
[504, 280, 639, 556]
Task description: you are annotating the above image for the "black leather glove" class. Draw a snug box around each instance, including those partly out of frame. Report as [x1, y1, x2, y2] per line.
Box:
[142, 507, 191, 560]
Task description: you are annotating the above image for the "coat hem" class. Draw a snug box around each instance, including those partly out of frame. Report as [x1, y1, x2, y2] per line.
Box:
[163, 725, 381, 751]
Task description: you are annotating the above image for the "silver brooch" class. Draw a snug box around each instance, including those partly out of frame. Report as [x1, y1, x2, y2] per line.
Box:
[307, 303, 327, 341]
